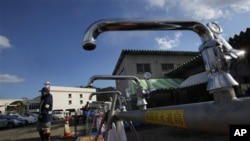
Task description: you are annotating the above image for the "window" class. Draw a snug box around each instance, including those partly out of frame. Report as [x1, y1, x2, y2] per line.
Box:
[80, 94, 83, 98]
[136, 64, 151, 73]
[29, 103, 39, 109]
[68, 93, 72, 98]
[162, 63, 174, 71]
[68, 100, 72, 105]
[80, 100, 83, 104]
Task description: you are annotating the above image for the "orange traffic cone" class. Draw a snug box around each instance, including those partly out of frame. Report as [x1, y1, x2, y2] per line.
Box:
[64, 117, 72, 138]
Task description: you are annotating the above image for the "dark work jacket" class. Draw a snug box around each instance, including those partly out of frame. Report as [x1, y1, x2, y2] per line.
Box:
[39, 94, 53, 122]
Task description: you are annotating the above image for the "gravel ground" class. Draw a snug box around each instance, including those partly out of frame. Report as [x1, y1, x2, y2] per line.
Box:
[125, 125, 229, 141]
[0, 121, 229, 141]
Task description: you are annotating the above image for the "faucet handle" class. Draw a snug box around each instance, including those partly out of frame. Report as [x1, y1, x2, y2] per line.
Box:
[207, 22, 245, 60]
[217, 34, 245, 60]
[143, 72, 155, 98]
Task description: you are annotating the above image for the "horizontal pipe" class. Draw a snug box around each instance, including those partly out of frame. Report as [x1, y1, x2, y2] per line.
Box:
[89, 91, 122, 100]
[114, 97, 250, 134]
[86, 75, 140, 87]
[82, 19, 214, 50]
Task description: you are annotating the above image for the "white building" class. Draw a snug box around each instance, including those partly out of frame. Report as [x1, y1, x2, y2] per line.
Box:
[28, 81, 96, 114]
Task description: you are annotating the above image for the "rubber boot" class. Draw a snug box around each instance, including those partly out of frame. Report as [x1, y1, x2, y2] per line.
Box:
[39, 130, 45, 141]
[45, 130, 51, 141]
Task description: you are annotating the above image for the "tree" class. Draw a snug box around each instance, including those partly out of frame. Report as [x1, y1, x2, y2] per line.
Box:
[96, 87, 116, 101]
[7, 101, 26, 114]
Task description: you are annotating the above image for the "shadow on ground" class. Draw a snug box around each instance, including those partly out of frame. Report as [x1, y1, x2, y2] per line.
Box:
[12, 136, 78, 141]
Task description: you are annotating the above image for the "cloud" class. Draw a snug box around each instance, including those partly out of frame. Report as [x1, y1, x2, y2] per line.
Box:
[0, 74, 25, 83]
[146, 0, 167, 9]
[0, 35, 11, 49]
[155, 32, 182, 50]
[145, 0, 250, 20]
[145, 0, 177, 13]
[179, 1, 226, 20]
[230, 0, 250, 12]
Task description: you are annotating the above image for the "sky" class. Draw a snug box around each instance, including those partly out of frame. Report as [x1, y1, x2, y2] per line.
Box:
[0, 0, 250, 99]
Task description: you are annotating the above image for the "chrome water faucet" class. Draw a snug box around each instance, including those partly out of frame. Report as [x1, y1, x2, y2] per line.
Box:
[82, 19, 244, 98]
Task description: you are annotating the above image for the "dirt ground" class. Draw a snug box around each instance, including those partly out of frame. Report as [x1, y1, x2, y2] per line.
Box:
[76, 121, 230, 141]
[125, 125, 229, 141]
[0, 121, 229, 141]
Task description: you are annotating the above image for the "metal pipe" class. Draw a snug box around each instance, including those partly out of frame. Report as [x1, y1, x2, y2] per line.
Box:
[94, 113, 106, 141]
[89, 91, 126, 112]
[86, 75, 147, 110]
[82, 19, 214, 50]
[86, 75, 140, 87]
[127, 121, 142, 141]
[89, 91, 122, 100]
[87, 91, 121, 141]
[105, 93, 118, 141]
[114, 97, 250, 134]
[210, 87, 237, 103]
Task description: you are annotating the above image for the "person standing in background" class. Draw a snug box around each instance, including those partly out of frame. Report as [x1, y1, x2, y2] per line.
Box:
[36, 87, 53, 141]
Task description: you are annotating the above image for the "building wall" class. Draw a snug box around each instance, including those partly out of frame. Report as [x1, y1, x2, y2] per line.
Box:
[114, 53, 197, 96]
[28, 96, 40, 113]
[50, 86, 96, 111]
[124, 54, 195, 77]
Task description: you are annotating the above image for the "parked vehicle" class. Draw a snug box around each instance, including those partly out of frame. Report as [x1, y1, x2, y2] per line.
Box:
[23, 114, 37, 124]
[20, 114, 37, 124]
[0, 115, 23, 128]
[8, 114, 29, 125]
[52, 111, 65, 120]
[24, 113, 39, 118]
[22, 113, 38, 123]
[29, 112, 39, 117]
[9, 114, 37, 125]
[8, 115, 26, 126]
[0, 116, 8, 128]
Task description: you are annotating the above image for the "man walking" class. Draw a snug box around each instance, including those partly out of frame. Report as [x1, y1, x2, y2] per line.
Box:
[37, 87, 53, 141]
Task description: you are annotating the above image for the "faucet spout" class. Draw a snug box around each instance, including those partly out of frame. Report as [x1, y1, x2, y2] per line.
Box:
[82, 19, 214, 50]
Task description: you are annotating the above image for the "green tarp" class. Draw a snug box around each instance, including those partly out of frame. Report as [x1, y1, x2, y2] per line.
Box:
[128, 79, 183, 95]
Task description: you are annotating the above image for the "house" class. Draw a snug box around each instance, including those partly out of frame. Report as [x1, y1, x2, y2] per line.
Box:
[111, 27, 250, 108]
[112, 49, 199, 108]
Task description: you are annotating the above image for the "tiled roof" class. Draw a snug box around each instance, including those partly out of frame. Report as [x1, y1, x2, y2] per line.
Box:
[179, 71, 208, 88]
[229, 28, 250, 49]
[165, 54, 203, 78]
[118, 49, 199, 55]
[112, 49, 199, 75]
